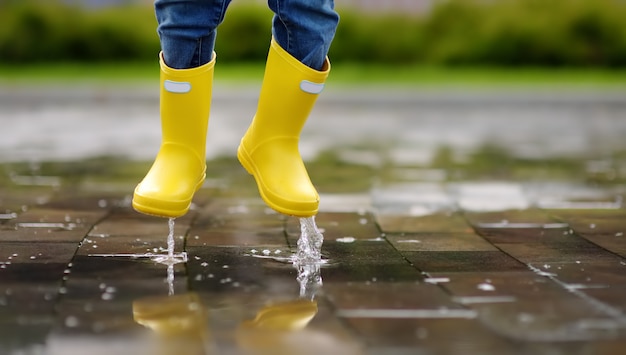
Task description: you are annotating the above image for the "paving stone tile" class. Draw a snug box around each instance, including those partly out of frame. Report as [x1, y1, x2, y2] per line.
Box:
[581, 287, 626, 312]
[529, 260, 626, 287]
[0, 322, 53, 354]
[0, 282, 60, 314]
[569, 218, 626, 237]
[187, 246, 297, 294]
[578, 233, 626, 258]
[0, 263, 69, 283]
[0, 227, 89, 243]
[403, 251, 528, 273]
[89, 209, 194, 237]
[496, 242, 623, 264]
[198, 197, 279, 217]
[187, 230, 287, 247]
[322, 262, 423, 283]
[473, 299, 626, 342]
[8, 208, 106, 226]
[342, 317, 515, 352]
[192, 217, 285, 234]
[464, 209, 556, 225]
[427, 271, 575, 301]
[387, 232, 497, 252]
[75, 234, 186, 256]
[322, 240, 407, 265]
[0, 208, 105, 242]
[66, 255, 183, 281]
[474, 227, 575, 244]
[0, 242, 76, 265]
[375, 212, 472, 234]
[286, 212, 381, 241]
[41, 193, 124, 211]
[61, 274, 187, 302]
[547, 209, 626, 222]
[324, 282, 463, 311]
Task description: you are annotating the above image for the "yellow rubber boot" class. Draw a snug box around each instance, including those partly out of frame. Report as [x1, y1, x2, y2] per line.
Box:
[133, 53, 215, 218]
[237, 39, 330, 216]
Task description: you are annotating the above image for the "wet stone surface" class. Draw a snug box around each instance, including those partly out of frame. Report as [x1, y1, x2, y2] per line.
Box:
[1, 86, 626, 354]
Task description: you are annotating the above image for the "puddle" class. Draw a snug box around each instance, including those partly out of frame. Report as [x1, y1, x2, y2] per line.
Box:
[89, 218, 188, 266]
[0, 213, 17, 220]
[17, 222, 77, 230]
[474, 222, 569, 229]
[336, 308, 478, 319]
[453, 296, 517, 305]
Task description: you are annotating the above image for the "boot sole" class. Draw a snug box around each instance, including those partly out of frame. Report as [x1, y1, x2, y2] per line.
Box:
[132, 173, 205, 218]
[237, 142, 317, 217]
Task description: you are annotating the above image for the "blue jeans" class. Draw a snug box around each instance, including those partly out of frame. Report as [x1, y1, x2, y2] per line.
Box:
[154, 0, 339, 70]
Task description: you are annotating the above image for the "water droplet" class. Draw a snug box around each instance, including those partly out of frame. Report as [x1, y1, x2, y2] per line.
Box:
[336, 237, 356, 243]
[517, 313, 535, 323]
[424, 278, 450, 284]
[477, 283, 495, 291]
[65, 316, 79, 328]
[201, 262, 208, 267]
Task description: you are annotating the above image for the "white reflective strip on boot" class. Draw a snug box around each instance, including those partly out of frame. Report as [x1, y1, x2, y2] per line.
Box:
[300, 80, 325, 94]
[164, 80, 192, 94]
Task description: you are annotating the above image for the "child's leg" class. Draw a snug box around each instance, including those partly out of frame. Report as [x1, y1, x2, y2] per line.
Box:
[237, 0, 339, 216]
[133, 0, 232, 218]
[268, 0, 339, 70]
[155, 0, 232, 69]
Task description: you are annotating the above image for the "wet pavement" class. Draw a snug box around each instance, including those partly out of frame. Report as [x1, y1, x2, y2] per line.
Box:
[1, 83, 626, 354]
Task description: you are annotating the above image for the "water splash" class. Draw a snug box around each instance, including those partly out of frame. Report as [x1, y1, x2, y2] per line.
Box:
[151, 218, 187, 266]
[296, 217, 324, 264]
[295, 262, 322, 300]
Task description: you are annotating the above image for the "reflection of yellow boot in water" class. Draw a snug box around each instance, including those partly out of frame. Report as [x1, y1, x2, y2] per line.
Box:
[242, 299, 318, 331]
[133, 293, 208, 354]
[237, 299, 318, 354]
[133, 54, 215, 218]
[237, 39, 330, 217]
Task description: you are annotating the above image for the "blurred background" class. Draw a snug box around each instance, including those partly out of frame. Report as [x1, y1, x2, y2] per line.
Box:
[1, 0, 626, 186]
[1, 0, 626, 68]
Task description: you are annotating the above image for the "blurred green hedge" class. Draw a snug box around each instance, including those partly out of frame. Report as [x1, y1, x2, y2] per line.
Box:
[1, 0, 626, 67]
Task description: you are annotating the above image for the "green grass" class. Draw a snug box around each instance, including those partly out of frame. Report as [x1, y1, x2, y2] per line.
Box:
[2, 61, 626, 89]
